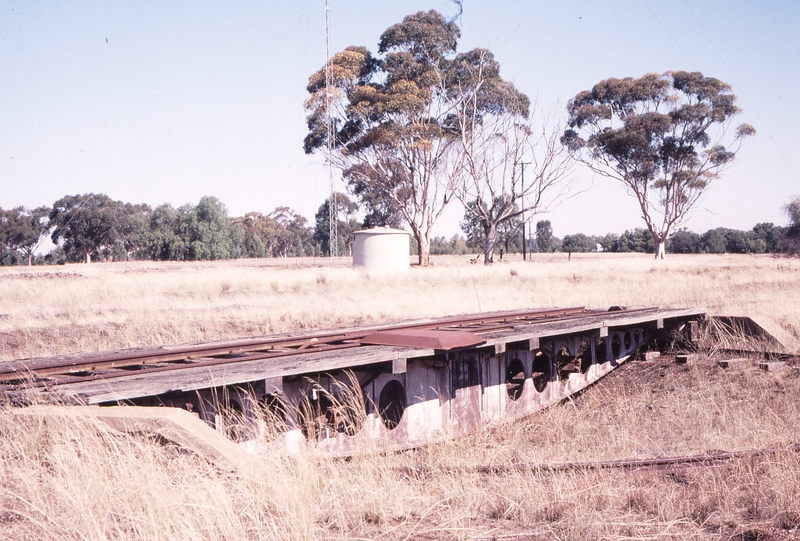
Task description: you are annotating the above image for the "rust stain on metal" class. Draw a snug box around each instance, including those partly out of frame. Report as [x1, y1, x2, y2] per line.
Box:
[360, 329, 485, 350]
[0, 307, 591, 386]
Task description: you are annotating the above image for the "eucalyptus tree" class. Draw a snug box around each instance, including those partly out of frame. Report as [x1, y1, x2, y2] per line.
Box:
[447, 49, 572, 263]
[535, 220, 554, 253]
[304, 11, 465, 265]
[563, 71, 755, 258]
[785, 196, 800, 254]
[235, 212, 270, 258]
[460, 198, 522, 253]
[185, 196, 243, 261]
[145, 203, 190, 261]
[0, 206, 50, 265]
[313, 192, 360, 257]
[49, 193, 130, 263]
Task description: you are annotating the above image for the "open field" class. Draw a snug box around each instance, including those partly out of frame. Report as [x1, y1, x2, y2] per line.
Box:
[2, 253, 800, 540]
[1, 253, 799, 361]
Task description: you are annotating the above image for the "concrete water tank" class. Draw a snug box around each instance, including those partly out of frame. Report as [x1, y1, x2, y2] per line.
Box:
[353, 227, 411, 273]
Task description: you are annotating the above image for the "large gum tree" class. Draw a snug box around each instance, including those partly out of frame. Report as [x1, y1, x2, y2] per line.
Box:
[304, 10, 534, 266]
[447, 49, 572, 264]
[562, 71, 755, 259]
[304, 11, 459, 266]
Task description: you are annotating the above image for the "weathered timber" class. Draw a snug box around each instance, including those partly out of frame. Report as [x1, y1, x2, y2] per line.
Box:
[0, 306, 589, 382]
[3, 306, 711, 455]
[50, 345, 430, 404]
[675, 353, 701, 364]
[718, 358, 750, 368]
[759, 361, 787, 372]
[402, 443, 800, 476]
[19, 307, 704, 405]
[479, 307, 705, 346]
[710, 315, 800, 355]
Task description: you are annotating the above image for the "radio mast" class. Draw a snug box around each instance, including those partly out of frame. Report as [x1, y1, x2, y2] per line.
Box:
[324, 0, 338, 258]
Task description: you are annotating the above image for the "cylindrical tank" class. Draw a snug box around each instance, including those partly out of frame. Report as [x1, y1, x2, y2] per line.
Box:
[352, 227, 411, 273]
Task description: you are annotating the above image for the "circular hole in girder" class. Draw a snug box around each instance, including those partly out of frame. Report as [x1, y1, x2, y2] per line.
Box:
[611, 335, 622, 358]
[378, 380, 406, 430]
[624, 331, 632, 351]
[531, 350, 551, 392]
[505, 359, 525, 401]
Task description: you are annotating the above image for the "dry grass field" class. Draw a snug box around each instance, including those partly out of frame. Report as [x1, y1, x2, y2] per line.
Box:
[2, 253, 800, 540]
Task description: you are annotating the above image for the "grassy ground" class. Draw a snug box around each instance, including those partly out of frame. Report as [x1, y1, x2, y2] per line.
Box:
[1, 252, 799, 360]
[1, 253, 800, 540]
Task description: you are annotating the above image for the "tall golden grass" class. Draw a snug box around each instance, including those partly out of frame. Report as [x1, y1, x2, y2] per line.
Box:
[2, 253, 800, 539]
[2, 253, 799, 360]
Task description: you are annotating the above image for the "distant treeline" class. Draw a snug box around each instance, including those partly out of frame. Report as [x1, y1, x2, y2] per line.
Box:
[427, 220, 799, 256]
[0, 193, 350, 265]
[1, 193, 798, 265]
[557, 222, 793, 255]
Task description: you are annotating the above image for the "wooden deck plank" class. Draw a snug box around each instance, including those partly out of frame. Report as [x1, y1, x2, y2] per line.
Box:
[1, 307, 590, 372]
[41, 307, 704, 404]
[53, 345, 433, 403]
[479, 307, 705, 345]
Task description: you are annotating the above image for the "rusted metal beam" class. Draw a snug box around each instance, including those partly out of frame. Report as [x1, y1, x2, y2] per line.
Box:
[360, 329, 485, 350]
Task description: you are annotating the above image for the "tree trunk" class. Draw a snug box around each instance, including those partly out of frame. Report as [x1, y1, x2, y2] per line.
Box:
[654, 238, 666, 259]
[27, 253, 32, 266]
[483, 223, 497, 265]
[86, 252, 92, 264]
[417, 234, 430, 266]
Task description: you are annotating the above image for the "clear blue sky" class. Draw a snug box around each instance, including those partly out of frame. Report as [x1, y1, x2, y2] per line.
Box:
[2, 1, 798, 238]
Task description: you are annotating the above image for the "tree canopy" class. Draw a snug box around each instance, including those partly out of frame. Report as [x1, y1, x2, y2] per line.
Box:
[49, 193, 135, 263]
[460, 198, 523, 254]
[0, 206, 50, 265]
[535, 220, 555, 253]
[305, 10, 534, 265]
[313, 192, 360, 257]
[784, 196, 800, 254]
[448, 49, 571, 264]
[563, 71, 755, 259]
